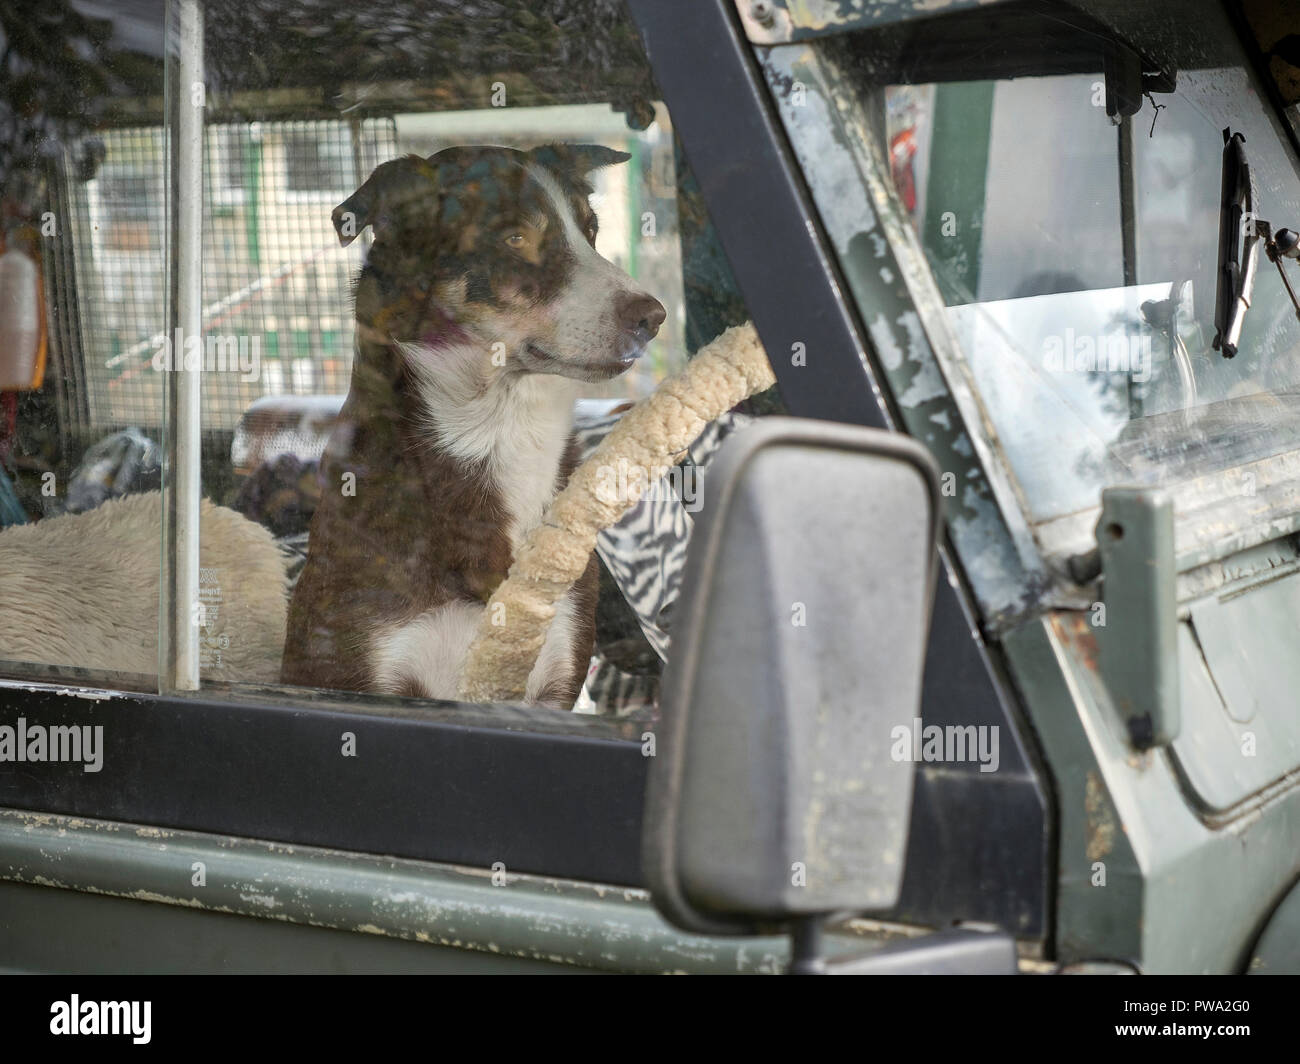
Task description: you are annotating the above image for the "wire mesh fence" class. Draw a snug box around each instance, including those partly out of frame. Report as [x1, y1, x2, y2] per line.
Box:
[65, 117, 397, 432]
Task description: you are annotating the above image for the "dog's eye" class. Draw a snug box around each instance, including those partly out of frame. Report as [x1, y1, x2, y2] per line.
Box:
[503, 232, 526, 249]
[584, 222, 598, 244]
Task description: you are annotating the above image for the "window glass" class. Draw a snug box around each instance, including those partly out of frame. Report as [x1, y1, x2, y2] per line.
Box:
[822, 0, 1300, 525]
[0, 1, 772, 728]
[0, 2, 165, 690]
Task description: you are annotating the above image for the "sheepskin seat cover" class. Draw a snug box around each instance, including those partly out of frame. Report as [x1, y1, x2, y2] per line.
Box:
[0, 491, 288, 683]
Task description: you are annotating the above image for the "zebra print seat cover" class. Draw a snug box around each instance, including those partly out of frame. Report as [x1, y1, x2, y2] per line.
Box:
[572, 406, 753, 717]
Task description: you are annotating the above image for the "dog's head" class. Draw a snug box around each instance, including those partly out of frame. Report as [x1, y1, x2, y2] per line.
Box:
[334, 144, 665, 383]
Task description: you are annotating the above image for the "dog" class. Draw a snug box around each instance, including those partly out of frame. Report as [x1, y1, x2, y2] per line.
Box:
[280, 144, 666, 707]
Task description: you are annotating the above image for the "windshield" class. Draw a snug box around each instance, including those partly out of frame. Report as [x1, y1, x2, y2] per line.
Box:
[833, 0, 1300, 525]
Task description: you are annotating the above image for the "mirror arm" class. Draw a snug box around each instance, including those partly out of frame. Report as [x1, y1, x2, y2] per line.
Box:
[1265, 229, 1300, 323]
[788, 914, 829, 975]
[796, 926, 1019, 975]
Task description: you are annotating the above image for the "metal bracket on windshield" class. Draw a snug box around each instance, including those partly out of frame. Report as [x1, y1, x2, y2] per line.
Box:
[1094, 488, 1180, 750]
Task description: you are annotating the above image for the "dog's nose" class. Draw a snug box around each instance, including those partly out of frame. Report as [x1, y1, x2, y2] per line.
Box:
[616, 293, 667, 343]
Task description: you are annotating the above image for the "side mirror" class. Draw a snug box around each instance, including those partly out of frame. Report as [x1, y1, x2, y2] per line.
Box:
[643, 417, 941, 962]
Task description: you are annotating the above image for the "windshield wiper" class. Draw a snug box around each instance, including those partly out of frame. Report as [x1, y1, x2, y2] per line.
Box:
[1213, 128, 1300, 358]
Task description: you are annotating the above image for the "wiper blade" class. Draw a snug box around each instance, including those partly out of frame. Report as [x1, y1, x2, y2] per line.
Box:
[1212, 128, 1300, 359]
[1213, 128, 1259, 359]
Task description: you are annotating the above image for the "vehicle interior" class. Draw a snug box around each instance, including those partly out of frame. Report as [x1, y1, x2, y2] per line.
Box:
[3, 0, 1300, 979]
[0, 0, 779, 726]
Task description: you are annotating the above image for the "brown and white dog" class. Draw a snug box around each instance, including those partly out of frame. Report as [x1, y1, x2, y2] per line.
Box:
[280, 144, 665, 706]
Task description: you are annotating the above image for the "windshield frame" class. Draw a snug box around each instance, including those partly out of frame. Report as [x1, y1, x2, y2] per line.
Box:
[759, 1, 1300, 627]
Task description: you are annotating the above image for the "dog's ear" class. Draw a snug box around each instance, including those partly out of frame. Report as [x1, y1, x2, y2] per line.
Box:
[530, 143, 631, 178]
[331, 155, 439, 248]
[568, 144, 632, 172]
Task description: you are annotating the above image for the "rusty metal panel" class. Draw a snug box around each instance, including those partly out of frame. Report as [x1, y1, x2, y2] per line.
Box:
[1006, 613, 1300, 971]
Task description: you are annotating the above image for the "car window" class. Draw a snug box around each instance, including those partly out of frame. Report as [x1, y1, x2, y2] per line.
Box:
[798, 0, 1300, 528]
[0, 0, 778, 728]
[0, 3, 166, 691]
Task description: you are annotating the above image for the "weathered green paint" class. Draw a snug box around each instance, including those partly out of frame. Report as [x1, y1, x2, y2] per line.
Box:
[0, 809, 909, 974]
[760, 44, 1049, 630]
[761, 19, 1300, 975]
[1249, 876, 1300, 974]
[762, 15, 1300, 613]
[0, 880, 578, 974]
[1002, 615, 1300, 973]
[1175, 564, 1300, 812]
[921, 82, 995, 304]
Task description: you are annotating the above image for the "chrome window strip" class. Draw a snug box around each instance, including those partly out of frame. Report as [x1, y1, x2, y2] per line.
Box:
[162, 0, 204, 691]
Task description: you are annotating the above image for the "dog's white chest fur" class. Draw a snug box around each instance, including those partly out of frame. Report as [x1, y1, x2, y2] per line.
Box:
[370, 592, 582, 705]
[368, 357, 584, 703]
[408, 344, 579, 548]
